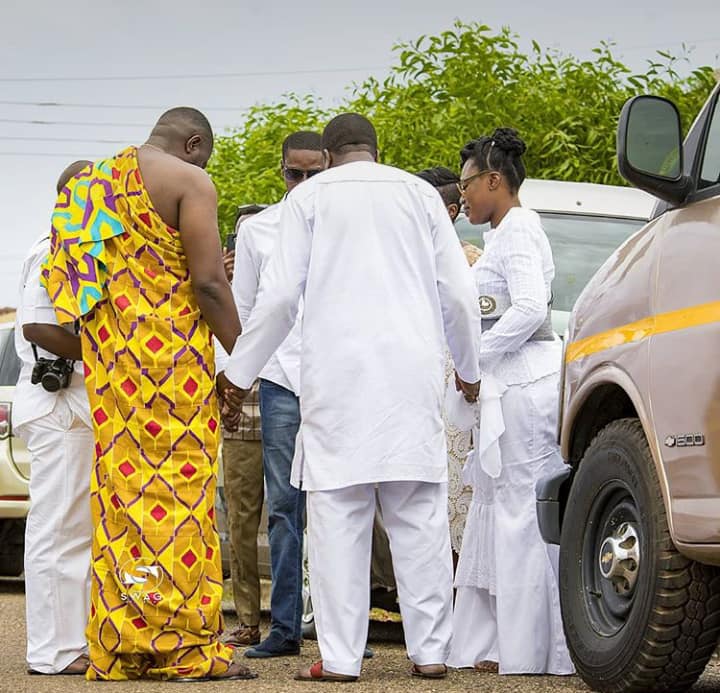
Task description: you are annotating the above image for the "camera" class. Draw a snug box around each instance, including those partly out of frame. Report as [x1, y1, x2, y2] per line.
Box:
[31, 357, 74, 392]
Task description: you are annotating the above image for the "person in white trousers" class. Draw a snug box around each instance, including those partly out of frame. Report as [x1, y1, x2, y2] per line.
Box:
[13, 160, 94, 676]
[448, 129, 574, 675]
[220, 113, 481, 682]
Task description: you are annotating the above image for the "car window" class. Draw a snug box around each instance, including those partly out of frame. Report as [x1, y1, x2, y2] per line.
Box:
[455, 212, 646, 313]
[699, 97, 720, 189]
[0, 328, 21, 386]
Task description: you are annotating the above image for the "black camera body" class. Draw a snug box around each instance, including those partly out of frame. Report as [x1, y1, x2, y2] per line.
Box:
[31, 357, 74, 392]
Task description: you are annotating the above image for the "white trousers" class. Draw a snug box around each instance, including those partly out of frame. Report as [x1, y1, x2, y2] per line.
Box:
[307, 481, 453, 677]
[21, 399, 93, 673]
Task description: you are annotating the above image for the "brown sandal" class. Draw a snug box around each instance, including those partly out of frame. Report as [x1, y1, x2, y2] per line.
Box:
[295, 660, 358, 682]
[474, 660, 499, 673]
[410, 663, 447, 679]
[170, 661, 258, 682]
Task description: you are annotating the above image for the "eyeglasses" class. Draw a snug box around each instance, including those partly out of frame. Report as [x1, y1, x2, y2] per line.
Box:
[456, 169, 491, 194]
[282, 166, 323, 182]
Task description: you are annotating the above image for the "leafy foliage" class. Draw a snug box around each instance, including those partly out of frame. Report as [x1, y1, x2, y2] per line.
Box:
[207, 22, 717, 238]
[208, 95, 329, 238]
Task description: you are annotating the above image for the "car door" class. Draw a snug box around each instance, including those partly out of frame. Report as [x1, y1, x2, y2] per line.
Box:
[648, 90, 720, 544]
[0, 328, 30, 482]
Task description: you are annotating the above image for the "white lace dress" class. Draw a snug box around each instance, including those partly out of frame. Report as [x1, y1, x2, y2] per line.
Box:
[448, 208, 573, 675]
[444, 354, 473, 554]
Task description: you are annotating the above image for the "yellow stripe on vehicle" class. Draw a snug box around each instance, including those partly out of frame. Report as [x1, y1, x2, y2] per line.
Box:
[565, 301, 720, 364]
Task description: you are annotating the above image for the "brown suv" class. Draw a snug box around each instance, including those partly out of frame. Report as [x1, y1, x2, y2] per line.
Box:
[536, 82, 720, 693]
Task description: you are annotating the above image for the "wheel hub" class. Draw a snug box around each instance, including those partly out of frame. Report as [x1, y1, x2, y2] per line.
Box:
[598, 522, 640, 595]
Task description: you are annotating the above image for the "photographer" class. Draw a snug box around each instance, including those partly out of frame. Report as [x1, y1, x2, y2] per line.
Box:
[13, 160, 94, 676]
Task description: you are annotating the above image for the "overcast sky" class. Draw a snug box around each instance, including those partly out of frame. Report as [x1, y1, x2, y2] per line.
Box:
[1, 0, 718, 305]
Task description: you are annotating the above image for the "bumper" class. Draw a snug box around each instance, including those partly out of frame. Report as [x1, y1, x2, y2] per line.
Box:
[0, 440, 30, 519]
[535, 466, 574, 545]
[0, 498, 30, 517]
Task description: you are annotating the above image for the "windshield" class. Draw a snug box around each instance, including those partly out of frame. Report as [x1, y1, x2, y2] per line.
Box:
[455, 212, 646, 313]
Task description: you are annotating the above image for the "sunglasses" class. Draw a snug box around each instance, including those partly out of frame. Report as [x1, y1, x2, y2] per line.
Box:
[456, 169, 492, 194]
[282, 166, 323, 182]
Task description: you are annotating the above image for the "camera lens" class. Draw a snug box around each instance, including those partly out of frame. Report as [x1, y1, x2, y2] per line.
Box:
[41, 372, 62, 392]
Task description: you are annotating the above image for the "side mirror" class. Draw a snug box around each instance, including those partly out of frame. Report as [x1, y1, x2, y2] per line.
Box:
[617, 95, 693, 206]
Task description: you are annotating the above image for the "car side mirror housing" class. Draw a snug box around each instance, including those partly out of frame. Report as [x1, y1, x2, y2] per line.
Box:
[617, 95, 693, 206]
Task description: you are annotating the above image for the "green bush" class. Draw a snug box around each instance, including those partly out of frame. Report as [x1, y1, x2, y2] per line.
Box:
[207, 22, 717, 239]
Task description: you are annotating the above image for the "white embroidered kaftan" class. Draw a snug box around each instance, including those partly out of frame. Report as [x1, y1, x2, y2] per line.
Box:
[225, 161, 481, 492]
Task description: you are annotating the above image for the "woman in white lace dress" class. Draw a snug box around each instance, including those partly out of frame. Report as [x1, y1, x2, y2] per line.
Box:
[447, 129, 573, 676]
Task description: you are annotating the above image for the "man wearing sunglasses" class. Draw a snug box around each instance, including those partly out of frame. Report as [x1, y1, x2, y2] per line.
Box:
[228, 131, 324, 659]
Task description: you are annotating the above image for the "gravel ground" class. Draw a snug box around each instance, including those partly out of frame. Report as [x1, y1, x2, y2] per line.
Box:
[3, 577, 720, 693]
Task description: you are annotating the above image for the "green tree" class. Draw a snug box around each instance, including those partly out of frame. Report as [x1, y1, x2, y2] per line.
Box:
[208, 22, 717, 239]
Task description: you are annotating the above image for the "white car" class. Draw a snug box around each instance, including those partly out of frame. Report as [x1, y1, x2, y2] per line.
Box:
[455, 178, 657, 335]
[0, 322, 30, 576]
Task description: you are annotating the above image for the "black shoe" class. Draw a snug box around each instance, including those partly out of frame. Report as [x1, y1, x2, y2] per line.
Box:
[244, 633, 301, 659]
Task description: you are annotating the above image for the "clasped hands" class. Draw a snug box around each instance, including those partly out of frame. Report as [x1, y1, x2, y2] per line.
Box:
[216, 371, 249, 432]
[455, 371, 481, 403]
[216, 369, 479, 431]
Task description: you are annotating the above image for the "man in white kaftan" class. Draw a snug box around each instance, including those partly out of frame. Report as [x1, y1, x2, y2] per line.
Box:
[226, 134, 323, 659]
[223, 114, 481, 680]
[14, 162, 95, 676]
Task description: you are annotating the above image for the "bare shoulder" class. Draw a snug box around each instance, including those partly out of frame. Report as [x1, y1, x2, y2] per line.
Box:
[137, 147, 216, 228]
[179, 162, 216, 198]
[138, 146, 215, 197]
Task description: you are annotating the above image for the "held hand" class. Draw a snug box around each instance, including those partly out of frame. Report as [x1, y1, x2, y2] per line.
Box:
[217, 370, 249, 410]
[455, 371, 481, 403]
[221, 402, 242, 432]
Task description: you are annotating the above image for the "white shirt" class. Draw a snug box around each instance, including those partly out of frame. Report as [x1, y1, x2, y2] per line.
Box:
[473, 206, 562, 385]
[232, 202, 302, 395]
[12, 237, 91, 432]
[226, 161, 481, 491]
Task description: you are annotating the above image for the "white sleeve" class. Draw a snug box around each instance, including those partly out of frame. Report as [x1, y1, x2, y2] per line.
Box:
[431, 195, 482, 383]
[479, 221, 548, 373]
[213, 336, 229, 373]
[225, 195, 310, 389]
[231, 227, 260, 325]
[20, 250, 57, 327]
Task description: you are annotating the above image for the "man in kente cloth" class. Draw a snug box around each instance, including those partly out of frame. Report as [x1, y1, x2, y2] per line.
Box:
[41, 107, 255, 682]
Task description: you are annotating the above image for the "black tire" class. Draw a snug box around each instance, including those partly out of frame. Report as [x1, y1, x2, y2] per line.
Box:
[560, 418, 720, 693]
[0, 519, 25, 577]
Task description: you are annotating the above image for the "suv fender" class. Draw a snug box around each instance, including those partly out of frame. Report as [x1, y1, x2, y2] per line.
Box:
[563, 363, 673, 536]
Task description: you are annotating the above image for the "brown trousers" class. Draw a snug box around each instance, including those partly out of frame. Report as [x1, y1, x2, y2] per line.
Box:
[222, 438, 264, 625]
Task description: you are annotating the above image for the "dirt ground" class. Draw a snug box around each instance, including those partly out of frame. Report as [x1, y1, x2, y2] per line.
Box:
[3, 577, 720, 693]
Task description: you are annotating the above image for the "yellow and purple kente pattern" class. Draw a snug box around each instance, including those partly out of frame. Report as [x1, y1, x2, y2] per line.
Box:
[42, 147, 234, 680]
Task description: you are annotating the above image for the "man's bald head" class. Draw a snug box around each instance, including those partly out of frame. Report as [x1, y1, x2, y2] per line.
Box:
[148, 107, 214, 168]
[322, 113, 377, 157]
[56, 159, 92, 194]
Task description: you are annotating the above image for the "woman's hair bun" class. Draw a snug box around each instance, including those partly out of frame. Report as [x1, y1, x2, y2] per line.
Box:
[491, 127, 526, 157]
